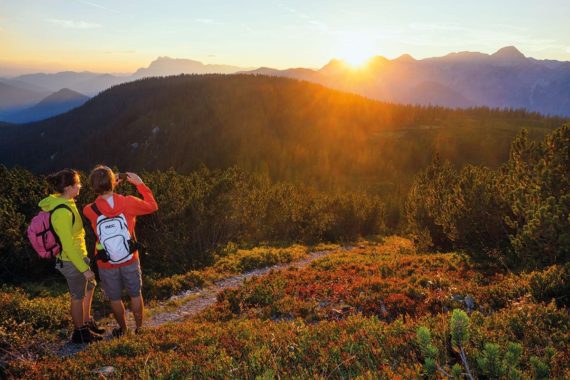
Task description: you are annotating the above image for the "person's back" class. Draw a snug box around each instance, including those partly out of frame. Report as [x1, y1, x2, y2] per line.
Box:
[83, 166, 158, 336]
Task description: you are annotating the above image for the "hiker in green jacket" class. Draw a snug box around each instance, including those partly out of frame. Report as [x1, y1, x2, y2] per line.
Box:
[40, 169, 104, 344]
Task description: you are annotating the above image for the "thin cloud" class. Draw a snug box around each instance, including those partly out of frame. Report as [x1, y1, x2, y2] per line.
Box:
[76, 0, 120, 13]
[278, 3, 326, 31]
[195, 18, 223, 25]
[242, 24, 255, 34]
[409, 23, 477, 33]
[277, 3, 309, 19]
[48, 19, 102, 29]
[308, 20, 328, 33]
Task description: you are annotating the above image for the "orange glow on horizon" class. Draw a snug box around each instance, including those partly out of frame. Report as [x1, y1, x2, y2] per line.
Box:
[335, 33, 379, 69]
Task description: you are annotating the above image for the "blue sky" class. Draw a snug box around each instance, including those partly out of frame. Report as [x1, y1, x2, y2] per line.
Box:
[1, 0, 569, 75]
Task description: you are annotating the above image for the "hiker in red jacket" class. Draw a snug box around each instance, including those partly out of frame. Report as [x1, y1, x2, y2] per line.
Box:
[83, 165, 158, 337]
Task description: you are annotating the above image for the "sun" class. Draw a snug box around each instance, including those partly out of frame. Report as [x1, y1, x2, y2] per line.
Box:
[335, 34, 378, 68]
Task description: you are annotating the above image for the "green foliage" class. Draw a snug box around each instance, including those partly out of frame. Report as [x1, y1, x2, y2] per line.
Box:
[0, 287, 69, 366]
[450, 309, 470, 349]
[451, 363, 463, 378]
[477, 343, 505, 378]
[530, 356, 550, 380]
[417, 310, 552, 380]
[405, 155, 456, 251]
[416, 326, 439, 376]
[406, 123, 570, 271]
[528, 263, 570, 307]
[503, 125, 570, 268]
[0, 166, 57, 282]
[0, 287, 69, 330]
[0, 165, 386, 283]
[213, 245, 307, 273]
[448, 165, 512, 259]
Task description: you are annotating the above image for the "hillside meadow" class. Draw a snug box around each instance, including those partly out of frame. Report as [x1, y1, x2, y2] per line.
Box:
[3, 238, 569, 379]
[0, 77, 568, 378]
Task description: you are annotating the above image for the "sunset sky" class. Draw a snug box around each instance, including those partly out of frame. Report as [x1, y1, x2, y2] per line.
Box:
[1, 0, 569, 76]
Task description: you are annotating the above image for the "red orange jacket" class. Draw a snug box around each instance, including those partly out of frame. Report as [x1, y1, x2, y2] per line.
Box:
[83, 183, 158, 269]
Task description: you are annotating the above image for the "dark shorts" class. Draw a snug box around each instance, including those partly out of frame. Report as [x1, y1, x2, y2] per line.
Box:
[57, 257, 95, 300]
[98, 259, 142, 301]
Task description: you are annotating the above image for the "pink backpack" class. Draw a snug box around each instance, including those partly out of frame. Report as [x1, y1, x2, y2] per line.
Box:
[27, 204, 75, 259]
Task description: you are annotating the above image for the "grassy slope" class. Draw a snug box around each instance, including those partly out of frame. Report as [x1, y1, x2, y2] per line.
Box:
[6, 238, 569, 379]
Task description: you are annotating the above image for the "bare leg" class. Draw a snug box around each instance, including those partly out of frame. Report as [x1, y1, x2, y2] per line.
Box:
[110, 300, 128, 330]
[83, 287, 95, 324]
[130, 295, 144, 329]
[70, 299, 84, 329]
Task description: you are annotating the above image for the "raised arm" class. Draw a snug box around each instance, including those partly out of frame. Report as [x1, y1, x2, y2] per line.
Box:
[124, 172, 158, 216]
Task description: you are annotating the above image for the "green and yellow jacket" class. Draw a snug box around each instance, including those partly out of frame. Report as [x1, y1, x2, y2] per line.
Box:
[38, 194, 89, 272]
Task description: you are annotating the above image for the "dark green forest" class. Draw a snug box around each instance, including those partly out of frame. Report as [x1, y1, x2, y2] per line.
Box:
[0, 75, 564, 195]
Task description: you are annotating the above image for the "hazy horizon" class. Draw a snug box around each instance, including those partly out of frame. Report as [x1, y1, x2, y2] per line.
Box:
[1, 45, 569, 78]
[1, 0, 570, 76]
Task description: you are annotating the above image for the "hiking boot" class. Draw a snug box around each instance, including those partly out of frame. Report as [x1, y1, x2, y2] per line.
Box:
[85, 319, 105, 335]
[71, 326, 103, 344]
[112, 327, 127, 338]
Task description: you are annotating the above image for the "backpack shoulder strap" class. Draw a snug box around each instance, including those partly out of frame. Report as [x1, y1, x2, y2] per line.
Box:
[91, 203, 103, 217]
[50, 204, 75, 225]
[47, 204, 74, 255]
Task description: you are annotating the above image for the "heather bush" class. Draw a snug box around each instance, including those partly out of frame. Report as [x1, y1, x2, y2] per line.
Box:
[198, 243, 534, 324]
[143, 245, 309, 300]
[0, 287, 69, 369]
[7, 302, 568, 379]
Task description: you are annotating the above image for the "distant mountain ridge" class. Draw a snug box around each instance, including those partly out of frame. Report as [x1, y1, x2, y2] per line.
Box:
[243, 46, 570, 116]
[132, 57, 248, 78]
[0, 57, 253, 123]
[1, 47, 569, 123]
[1, 88, 89, 124]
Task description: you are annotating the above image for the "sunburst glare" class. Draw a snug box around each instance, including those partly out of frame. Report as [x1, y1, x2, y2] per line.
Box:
[335, 34, 378, 68]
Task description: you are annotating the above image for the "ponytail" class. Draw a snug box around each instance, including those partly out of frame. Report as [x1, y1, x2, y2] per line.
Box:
[46, 169, 79, 194]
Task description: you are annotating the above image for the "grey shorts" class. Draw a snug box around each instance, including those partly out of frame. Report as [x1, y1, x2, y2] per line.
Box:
[57, 257, 95, 300]
[98, 259, 142, 301]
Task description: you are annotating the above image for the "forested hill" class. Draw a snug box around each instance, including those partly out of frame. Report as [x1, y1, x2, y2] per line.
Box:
[0, 74, 565, 191]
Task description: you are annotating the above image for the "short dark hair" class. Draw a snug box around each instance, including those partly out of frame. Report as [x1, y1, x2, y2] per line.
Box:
[89, 165, 115, 195]
[46, 169, 79, 194]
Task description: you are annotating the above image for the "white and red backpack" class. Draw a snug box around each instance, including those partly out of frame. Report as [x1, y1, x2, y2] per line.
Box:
[90, 203, 135, 264]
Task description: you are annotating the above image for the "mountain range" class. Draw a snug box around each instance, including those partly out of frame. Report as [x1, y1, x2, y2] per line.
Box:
[1, 46, 569, 124]
[246, 46, 570, 116]
[0, 58, 249, 123]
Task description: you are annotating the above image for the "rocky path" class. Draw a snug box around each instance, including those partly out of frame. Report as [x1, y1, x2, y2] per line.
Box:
[57, 247, 350, 357]
[147, 247, 351, 326]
